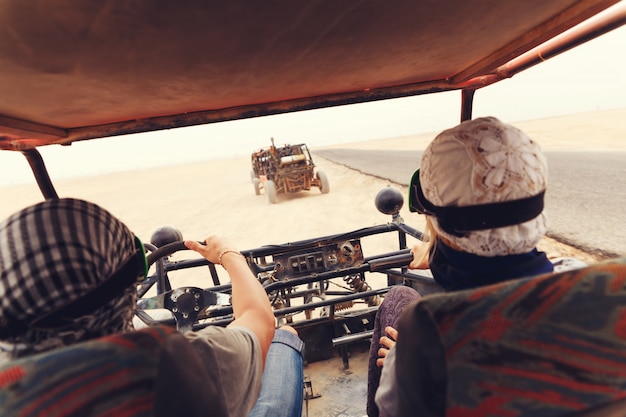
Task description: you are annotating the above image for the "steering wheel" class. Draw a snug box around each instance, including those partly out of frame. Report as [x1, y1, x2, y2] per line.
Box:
[137, 240, 231, 332]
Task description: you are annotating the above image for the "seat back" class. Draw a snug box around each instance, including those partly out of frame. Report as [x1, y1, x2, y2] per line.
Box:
[0, 326, 175, 417]
[395, 257, 626, 417]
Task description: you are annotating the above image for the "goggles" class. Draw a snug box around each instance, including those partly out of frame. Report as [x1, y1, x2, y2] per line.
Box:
[135, 235, 149, 281]
[408, 168, 545, 237]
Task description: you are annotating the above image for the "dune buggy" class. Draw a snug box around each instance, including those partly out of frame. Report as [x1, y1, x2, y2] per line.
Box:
[1, 1, 625, 416]
[251, 138, 329, 204]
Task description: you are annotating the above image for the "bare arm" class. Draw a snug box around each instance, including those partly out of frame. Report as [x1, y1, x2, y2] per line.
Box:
[409, 240, 430, 270]
[185, 236, 275, 362]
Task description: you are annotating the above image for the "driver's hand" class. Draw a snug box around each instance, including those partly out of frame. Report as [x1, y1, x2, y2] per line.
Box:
[185, 235, 236, 264]
[376, 326, 398, 368]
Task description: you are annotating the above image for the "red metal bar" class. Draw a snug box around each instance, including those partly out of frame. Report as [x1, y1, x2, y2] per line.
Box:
[459, 2, 626, 90]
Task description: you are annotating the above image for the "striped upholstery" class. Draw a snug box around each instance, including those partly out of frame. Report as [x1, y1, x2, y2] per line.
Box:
[395, 257, 626, 417]
[0, 326, 175, 417]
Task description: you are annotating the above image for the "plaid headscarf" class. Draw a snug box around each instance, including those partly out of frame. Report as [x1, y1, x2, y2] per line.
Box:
[0, 198, 140, 358]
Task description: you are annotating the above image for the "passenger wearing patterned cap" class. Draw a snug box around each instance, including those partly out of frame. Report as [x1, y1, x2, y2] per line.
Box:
[367, 117, 554, 417]
[0, 198, 304, 417]
[408, 115, 552, 288]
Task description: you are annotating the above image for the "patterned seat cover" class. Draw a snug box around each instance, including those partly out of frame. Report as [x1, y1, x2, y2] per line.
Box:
[395, 257, 626, 417]
[0, 326, 175, 417]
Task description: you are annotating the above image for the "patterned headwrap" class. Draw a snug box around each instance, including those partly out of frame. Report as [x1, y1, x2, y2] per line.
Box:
[420, 117, 548, 256]
[0, 198, 143, 358]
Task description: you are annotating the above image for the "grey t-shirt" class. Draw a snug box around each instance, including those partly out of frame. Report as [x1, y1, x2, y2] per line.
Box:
[187, 326, 263, 416]
[157, 325, 263, 417]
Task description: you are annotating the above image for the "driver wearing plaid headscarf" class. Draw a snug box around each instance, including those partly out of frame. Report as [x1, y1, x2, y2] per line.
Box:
[0, 198, 304, 417]
[0, 198, 142, 358]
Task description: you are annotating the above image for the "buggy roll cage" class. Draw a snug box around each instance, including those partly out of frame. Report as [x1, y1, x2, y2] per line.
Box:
[132, 184, 442, 364]
[1, 1, 625, 371]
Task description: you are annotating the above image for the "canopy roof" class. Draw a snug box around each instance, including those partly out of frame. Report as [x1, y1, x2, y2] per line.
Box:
[1, 0, 624, 151]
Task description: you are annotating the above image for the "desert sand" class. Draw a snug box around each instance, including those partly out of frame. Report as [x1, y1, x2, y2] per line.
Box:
[1, 108, 625, 280]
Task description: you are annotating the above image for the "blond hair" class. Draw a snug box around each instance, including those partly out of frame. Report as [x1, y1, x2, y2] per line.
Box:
[414, 216, 465, 269]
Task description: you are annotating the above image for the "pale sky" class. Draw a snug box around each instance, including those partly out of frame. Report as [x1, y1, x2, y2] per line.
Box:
[1, 22, 625, 187]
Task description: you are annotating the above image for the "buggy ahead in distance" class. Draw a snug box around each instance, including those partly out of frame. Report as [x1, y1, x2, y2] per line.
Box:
[250, 138, 330, 204]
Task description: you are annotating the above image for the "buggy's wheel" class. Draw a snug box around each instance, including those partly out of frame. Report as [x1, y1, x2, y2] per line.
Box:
[250, 169, 258, 183]
[253, 178, 261, 195]
[317, 171, 330, 194]
[266, 180, 277, 204]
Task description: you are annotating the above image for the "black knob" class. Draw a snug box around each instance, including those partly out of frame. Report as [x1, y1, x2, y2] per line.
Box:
[150, 226, 184, 247]
[375, 186, 404, 215]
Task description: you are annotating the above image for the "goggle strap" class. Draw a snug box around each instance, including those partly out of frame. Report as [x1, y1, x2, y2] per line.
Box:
[409, 169, 545, 235]
[435, 191, 545, 236]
